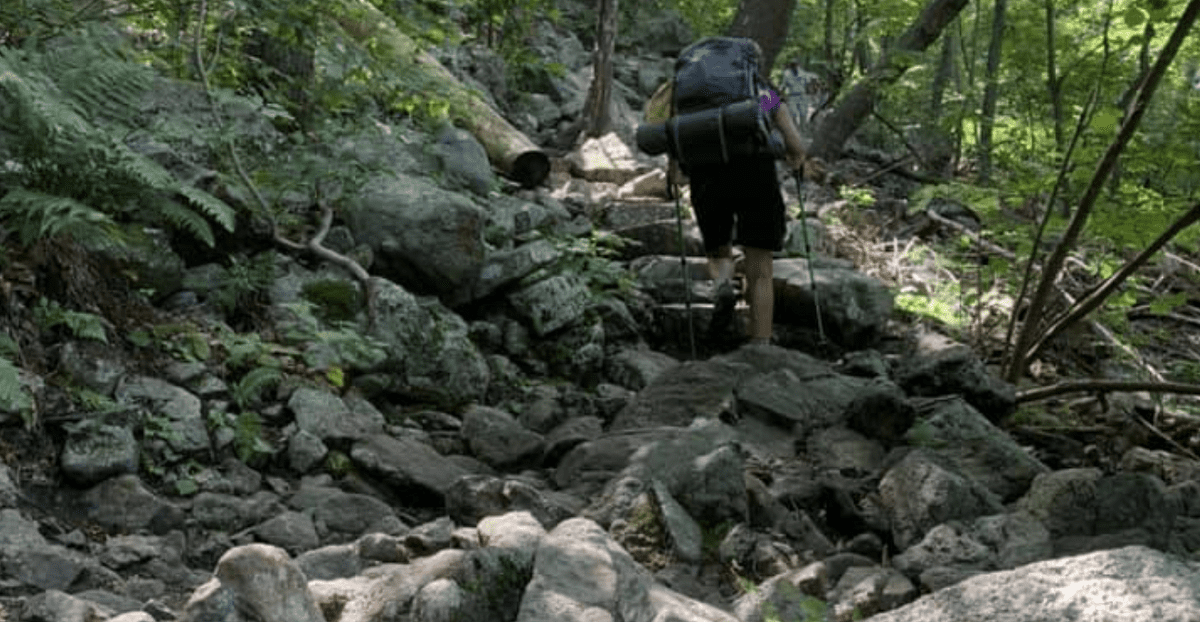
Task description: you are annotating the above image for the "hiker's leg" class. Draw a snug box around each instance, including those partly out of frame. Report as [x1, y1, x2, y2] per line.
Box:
[743, 246, 775, 342]
[707, 245, 734, 283]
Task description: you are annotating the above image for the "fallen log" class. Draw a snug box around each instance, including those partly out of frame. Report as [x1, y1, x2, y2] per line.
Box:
[330, 0, 549, 187]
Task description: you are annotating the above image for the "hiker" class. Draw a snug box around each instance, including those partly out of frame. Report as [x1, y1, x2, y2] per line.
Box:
[780, 59, 828, 142]
[639, 37, 812, 347]
[693, 80, 808, 347]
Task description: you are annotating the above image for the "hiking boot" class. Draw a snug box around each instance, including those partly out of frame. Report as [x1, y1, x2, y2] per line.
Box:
[708, 279, 738, 339]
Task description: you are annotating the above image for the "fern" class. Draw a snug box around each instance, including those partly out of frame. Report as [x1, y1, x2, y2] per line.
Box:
[232, 365, 284, 410]
[0, 189, 116, 245]
[0, 355, 34, 428]
[0, 39, 237, 248]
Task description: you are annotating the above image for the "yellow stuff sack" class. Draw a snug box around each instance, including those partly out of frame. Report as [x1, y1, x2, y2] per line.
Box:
[644, 81, 673, 124]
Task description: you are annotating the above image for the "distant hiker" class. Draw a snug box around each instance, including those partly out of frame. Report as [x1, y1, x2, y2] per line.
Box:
[780, 59, 829, 142]
[637, 37, 811, 347]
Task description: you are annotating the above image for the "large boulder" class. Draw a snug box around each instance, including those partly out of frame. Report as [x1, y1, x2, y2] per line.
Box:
[434, 124, 496, 196]
[878, 450, 1004, 550]
[366, 277, 490, 405]
[179, 544, 323, 622]
[897, 331, 1016, 421]
[906, 397, 1048, 501]
[866, 546, 1200, 622]
[346, 174, 486, 305]
[772, 257, 894, 349]
[515, 517, 741, 622]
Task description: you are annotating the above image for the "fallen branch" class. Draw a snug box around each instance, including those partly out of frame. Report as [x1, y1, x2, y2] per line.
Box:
[1016, 379, 1200, 403]
[925, 209, 1015, 260]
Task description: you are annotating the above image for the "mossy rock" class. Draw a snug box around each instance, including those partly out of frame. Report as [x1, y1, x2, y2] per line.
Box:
[300, 279, 363, 323]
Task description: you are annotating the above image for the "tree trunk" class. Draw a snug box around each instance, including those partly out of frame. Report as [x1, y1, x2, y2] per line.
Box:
[583, 0, 618, 138]
[726, 0, 797, 75]
[1045, 0, 1063, 150]
[330, 0, 548, 187]
[977, 0, 1007, 184]
[1004, 0, 1200, 382]
[824, 0, 836, 76]
[930, 27, 954, 119]
[808, 0, 970, 160]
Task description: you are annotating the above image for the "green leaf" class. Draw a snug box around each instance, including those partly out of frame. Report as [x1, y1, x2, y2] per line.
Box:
[1125, 6, 1148, 27]
[326, 365, 345, 388]
[1149, 291, 1188, 315]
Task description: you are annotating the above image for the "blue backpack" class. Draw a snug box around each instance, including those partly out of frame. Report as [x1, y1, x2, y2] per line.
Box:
[636, 37, 784, 174]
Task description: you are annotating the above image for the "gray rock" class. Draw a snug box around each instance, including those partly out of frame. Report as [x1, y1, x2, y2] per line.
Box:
[472, 239, 563, 300]
[486, 194, 570, 243]
[22, 590, 111, 622]
[868, 545, 1200, 622]
[733, 562, 828, 622]
[445, 474, 577, 529]
[351, 433, 475, 502]
[543, 416, 604, 466]
[554, 427, 684, 492]
[586, 420, 747, 526]
[347, 174, 486, 303]
[84, 475, 185, 534]
[608, 359, 747, 431]
[193, 491, 284, 532]
[286, 429, 328, 473]
[308, 549, 464, 622]
[507, 274, 591, 336]
[896, 331, 1016, 421]
[478, 511, 547, 563]
[807, 427, 885, 478]
[99, 534, 161, 569]
[1017, 468, 1177, 553]
[406, 517, 456, 557]
[58, 340, 126, 395]
[773, 258, 894, 349]
[434, 124, 495, 196]
[907, 397, 1048, 501]
[651, 479, 703, 564]
[0, 464, 17, 509]
[286, 484, 404, 538]
[843, 380, 915, 447]
[288, 387, 383, 443]
[567, 132, 644, 185]
[515, 517, 740, 622]
[412, 577, 468, 622]
[0, 509, 89, 591]
[180, 544, 323, 622]
[367, 277, 490, 405]
[355, 533, 409, 564]
[604, 346, 679, 391]
[253, 511, 320, 555]
[462, 405, 545, 470]
[1120, 446, 1200, 485]
[878, 451, 1004, 550]
[295, 543, 362, 581]
[115, 376, 208, 454]
[737, 366, 881, 437]
[60, 422, 140, 486]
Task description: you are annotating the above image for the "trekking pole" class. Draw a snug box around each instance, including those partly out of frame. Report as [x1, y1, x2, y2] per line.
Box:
[793, 165, 826, 342]
[672, 180, 698, 359]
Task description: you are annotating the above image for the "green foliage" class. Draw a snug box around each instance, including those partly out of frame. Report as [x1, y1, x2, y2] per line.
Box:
[0, 38, 236, 249]
[279, 301, 388, 374]
[300, 279, 363, 323]
[208, 408, 275, 465]
[839, 186, 877, 208]
[231, 366, 284, 410]
[0, 355, 34, 429]
[200, 253, 278, 317]
[33, 298, 108, 343]
[548, 230, 638, 298]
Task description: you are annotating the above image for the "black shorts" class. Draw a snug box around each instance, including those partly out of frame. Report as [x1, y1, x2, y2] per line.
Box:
[688, 156, 786, 254]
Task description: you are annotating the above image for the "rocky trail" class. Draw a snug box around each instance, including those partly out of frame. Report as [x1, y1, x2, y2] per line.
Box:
[2, 121, 1200, 622]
